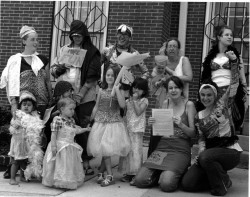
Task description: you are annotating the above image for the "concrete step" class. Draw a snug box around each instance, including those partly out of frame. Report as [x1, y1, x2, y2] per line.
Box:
[238, 135, 249, 151]
[191, 144, 249, 169]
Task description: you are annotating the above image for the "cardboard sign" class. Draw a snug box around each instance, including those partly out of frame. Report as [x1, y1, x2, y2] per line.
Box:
[58, 47, 87, 68]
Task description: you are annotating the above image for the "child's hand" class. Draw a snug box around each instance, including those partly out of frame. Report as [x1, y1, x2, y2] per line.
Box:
[52, 146, 57, 157]
[132, 93, 139, 100]
[148, 117, 156, 125]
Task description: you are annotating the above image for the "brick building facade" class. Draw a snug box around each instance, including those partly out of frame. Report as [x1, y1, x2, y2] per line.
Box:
[0, 1, 248, 140]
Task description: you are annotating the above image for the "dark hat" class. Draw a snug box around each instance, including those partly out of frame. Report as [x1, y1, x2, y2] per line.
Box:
[69, 20, 89, 41]
[53, 81, 73, 97]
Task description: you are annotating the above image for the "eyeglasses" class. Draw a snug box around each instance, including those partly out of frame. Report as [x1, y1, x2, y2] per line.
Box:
[167, 45, 178, 49]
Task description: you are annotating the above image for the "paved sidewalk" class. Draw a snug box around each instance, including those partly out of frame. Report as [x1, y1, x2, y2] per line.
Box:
[0, 147, 248, 197]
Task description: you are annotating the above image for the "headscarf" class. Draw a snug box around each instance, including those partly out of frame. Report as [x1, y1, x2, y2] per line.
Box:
[199, 84, 218, 98]
[69, 20, 90, 42]
[20, 25, 36, 38]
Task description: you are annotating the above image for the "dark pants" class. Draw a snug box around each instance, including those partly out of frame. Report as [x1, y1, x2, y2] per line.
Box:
[75, 101, 95, 161]
[181, 148, 241, 195]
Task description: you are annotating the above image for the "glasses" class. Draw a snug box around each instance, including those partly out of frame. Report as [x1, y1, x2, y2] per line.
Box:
[167, 45, 178, 49]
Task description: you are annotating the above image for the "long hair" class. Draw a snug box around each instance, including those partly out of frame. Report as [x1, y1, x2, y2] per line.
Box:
[101, 65, 121, 89]
[201, 25, 240, 83]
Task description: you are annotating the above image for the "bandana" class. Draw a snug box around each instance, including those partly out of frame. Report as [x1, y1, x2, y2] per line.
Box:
[20, 25, 36, 38]
[199, 84, 218, 97]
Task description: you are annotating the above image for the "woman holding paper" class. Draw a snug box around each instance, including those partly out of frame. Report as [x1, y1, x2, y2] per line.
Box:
[135, 76, 196, 192]
[0, 25, 52, 118]
[51, 20, 101, 175]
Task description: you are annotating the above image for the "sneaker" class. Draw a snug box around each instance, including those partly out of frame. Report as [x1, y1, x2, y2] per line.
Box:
[101, 175, 115, 187]
[97, 173, 105, 184]
[120, 174, 133, 182]
[129, 176, 136, 186]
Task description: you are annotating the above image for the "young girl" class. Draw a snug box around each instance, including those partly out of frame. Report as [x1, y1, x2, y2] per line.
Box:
[87, 66, 131, 187]
[8, 91, 44, 185]
[42, 97, 90, 190]
[44, 80, 74, 145]
[120, 77, 149, 186]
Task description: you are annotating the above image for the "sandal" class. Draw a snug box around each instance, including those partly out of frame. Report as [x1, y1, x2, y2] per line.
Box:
[97, 173, 105, 184]
[101, 175, 115, 187]
[85, 167, 94, 175]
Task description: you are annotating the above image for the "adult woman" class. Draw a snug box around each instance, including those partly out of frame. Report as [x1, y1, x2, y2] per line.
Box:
[51, 20, 101, 175]
[135, 76, 196, 192]
[0, 25, 52, 118]
[147, 38, 193, 156]
[181, 81, 242, 196]
[200, 25, 247, 133]
[160, 37, 193, 99]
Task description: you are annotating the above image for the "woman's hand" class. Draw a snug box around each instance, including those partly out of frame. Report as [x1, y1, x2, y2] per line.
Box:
[173, 116, 182, 127]
[225, 51, 237, 61]
[148, 117, 156, 125]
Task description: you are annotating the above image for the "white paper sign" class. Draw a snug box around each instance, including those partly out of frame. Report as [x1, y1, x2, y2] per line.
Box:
[152, 108, 174, 136]
[58, 47, 87, 68]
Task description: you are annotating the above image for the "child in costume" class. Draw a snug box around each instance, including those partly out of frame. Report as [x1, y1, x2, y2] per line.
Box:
[42, 97, 91, 190]
[150, 55, 168, 108]
[119, 78, 149, 186]
[8, 91, 44, 185]
[87, 65, 131, 187]
[44, 80, 74, 145]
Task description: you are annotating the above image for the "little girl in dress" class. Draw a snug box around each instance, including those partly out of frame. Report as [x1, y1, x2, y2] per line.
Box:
[87, 65, 131, 187]
[120, 77, 149, 186]
[42, 97, 91, 190]
[9, 91, 44, 185]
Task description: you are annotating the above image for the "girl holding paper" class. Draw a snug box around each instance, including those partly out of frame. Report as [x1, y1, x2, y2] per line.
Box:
[135, 76, 196, 192]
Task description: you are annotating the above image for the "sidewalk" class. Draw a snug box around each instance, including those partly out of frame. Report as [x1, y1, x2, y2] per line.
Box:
[0, 147, 248, 197]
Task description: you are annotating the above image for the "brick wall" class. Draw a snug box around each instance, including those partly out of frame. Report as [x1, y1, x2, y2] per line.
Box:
[185, 2, 206, 102]
[107, 2, 180, 142]
[0, 1, 54, 104]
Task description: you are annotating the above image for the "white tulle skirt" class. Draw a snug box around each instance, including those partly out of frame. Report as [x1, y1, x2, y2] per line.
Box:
[87, 122, 131, 157]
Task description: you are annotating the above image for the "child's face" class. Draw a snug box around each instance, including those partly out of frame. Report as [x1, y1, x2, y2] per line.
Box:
[133, 87, 144, 98]
[106, 68, 115, 85]
[155, 64, 165, 75]
[61, 103, 76, 118]
[62, 89, 73, 99]
[20, 101, 34, 114]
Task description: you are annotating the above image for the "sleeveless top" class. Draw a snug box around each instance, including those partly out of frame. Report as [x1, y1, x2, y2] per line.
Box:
[174, 56, 189, 98]
[94, 89, 122, 123]
[211, 56, 231, 87]
[165, 99, 189, 139]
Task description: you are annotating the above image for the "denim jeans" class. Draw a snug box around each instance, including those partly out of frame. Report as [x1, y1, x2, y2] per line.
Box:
[135, 166, 182, 192]
[181, 148, 241, 195]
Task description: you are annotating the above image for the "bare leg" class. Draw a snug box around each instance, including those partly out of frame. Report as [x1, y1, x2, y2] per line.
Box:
[103, 156, 112, 175]
[9, 164, 19, 185]
[99, 158, 106, 173]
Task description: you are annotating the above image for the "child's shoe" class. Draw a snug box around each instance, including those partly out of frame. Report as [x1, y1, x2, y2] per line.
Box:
[129, 176, 136, 186]
[97, 173, 105, 184]
[101, 175, 115, 187]
[120, 174, 133, 182]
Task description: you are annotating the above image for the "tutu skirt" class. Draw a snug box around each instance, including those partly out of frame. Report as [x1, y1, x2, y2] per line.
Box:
[87, 122, 131, 157]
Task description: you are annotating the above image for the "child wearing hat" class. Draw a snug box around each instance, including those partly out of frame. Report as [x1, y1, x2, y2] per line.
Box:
[150, 55, 168, 108]
[8, 91, 44, 185]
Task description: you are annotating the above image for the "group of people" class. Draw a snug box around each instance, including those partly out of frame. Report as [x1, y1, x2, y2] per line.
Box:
[0, 19, 247, 196]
